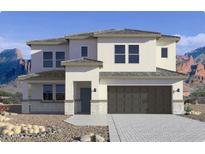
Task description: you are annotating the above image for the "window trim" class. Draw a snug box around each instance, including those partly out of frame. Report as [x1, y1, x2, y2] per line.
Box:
[55, 84, 65, 100]
[81, 46, 88, 57]
[43, 84, 53, 101]
[114, 45, 126, 64]
[55, 51, 65, 68]
[43, 51, 53, 68]
[128, 45, 139, 64]
[161, 47, 168, 58]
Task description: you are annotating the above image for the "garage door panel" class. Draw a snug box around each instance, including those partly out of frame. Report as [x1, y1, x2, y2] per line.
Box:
[132, 88, 140, 113]
[116, 87, 125, 113]
[108, 87, 117, 113]
[124, 87, 131, 113]
[108, 86, 172, 114]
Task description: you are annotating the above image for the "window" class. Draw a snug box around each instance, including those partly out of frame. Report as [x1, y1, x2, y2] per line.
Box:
[115, 45, 125, 63]
[56, 52, 65, 68]
[43, 85, 53, 100]
[129, 45, 139, 63]
[56, 85, 65, 100]
[43, 52, 53, 67]
[81, 46, 88, 57]
[161, 48, 168, 58]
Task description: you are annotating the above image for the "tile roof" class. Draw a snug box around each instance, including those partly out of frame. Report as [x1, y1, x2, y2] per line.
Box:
[27, 28, 180, 45]
[26, 37, 67, 46]
[61, 58, 103, 67]
[99, 68, 186, 80]
[18, 70, 65, 81]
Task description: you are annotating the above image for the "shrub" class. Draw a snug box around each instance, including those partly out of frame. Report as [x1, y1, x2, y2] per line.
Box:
[184, 104, 192, 114]
[0, 90, 22, 104]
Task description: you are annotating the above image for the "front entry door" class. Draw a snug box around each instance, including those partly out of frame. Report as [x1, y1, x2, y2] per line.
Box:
[80, 88, 91, 114]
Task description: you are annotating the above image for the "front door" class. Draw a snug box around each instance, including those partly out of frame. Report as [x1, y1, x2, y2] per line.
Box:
[80, 88, 91, 114]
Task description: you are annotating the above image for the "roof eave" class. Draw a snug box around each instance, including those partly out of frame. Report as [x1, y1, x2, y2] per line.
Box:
[93, 34, 161, 38]
[100, 75, 186, 80]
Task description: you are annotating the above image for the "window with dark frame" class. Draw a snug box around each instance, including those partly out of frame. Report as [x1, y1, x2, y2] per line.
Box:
[161, 48, 168, 58]
[115, 45, 125, 63]
[81, 46, 88, 57]
[56, 85, 65, 100]
[43, 85, 53, 100]
[43, 52, 53, 67]
[128, 45, 139, 63]
[56, 52, 65, 68]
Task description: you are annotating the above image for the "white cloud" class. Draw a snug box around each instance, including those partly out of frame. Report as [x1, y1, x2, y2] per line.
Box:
[0, 36, 30, 59]
[176, 33, 205, 55]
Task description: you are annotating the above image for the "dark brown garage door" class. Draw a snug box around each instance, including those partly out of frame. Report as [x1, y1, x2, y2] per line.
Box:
[108, 86, 172, 114]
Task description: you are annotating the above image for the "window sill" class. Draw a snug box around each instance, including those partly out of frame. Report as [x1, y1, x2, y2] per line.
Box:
[41, 100, 64, 103]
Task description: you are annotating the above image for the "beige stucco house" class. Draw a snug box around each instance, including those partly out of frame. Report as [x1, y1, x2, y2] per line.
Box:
[18, 29, 186, 115]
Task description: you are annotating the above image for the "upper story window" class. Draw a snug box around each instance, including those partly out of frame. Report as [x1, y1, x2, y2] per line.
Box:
[56, 52, 65, 68]
[81, 46, 88, 57]
[128, 45, 139, 63]
[43, 52, 53, 68]
[115, 45, 125, 63]
[161, 48, 168, 58]
[43, 84, 53, 100]
[56, 84, 65, 100]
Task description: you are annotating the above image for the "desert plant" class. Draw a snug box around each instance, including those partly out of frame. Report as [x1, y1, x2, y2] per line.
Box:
[184, 104, 192, 115]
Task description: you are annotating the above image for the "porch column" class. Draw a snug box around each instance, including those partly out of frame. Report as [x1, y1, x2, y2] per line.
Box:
[21, 81, 30, 113]
[64, 79, 75, 115]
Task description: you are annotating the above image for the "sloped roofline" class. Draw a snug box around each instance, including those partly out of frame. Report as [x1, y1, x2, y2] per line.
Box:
[27, 28, 180, 46]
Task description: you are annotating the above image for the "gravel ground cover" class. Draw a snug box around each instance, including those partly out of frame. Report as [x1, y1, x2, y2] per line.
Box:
[182, 104, 205, 122]
[0, 114, 109, 142]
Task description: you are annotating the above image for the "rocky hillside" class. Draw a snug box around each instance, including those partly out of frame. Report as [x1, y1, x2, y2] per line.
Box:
[0, 48, 31, 84]
[176, 46, 205, 95]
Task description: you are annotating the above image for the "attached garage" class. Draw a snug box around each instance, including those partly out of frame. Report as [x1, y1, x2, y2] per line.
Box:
[108, 86, 172, 114]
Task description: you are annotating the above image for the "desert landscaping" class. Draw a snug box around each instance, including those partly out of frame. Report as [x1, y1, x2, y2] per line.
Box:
[182, 104, 205, 122]
[0, 113, 108, 142]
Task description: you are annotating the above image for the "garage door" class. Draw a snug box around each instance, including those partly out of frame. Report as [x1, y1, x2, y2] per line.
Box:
[108, 86, 172, 114]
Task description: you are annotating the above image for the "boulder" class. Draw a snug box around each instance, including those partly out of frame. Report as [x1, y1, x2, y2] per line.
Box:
[96, 135, 105, 142]
[80, 135, 91, 142]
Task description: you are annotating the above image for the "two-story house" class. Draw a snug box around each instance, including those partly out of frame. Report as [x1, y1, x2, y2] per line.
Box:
[18, 29, 185, 115]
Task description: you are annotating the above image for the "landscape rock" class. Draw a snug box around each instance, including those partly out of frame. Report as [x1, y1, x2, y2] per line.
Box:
[80, 135, 91, 142]
[96, 134, 105, 142]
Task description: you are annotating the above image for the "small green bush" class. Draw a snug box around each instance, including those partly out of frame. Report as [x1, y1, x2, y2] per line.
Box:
[0, 90, 22, 104]
[184, 105, 192, 114]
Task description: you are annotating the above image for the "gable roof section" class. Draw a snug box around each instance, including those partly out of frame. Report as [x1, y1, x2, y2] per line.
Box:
[61, 58, 103, 67]
[18, 70, 65, 81]
[100, 67, 186, 80]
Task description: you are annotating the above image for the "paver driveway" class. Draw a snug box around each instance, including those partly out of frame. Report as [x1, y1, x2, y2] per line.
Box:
[108, 114, 205, 142]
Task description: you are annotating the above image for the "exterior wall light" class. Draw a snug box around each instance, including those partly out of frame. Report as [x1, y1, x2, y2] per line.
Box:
[173, 88, 180, 93]
[92, 88, 96, 92]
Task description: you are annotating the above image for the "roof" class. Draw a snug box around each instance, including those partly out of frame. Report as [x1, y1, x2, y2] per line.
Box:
[61, 58, 103, 67]
[66, 29, 161, 39]
[26, 37, 67, 46]
[27, 28, 180, 45]
[18, 70, 65, 81]
[99, 68, 186, 80]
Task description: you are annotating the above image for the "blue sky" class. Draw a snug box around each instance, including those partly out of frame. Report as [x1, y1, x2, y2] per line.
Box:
[0, 11, 205, 58]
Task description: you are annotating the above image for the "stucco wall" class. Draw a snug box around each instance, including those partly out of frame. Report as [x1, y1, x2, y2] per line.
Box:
[97, 37, 157, 72]
[156, 40, 176, 71]
[65, 66, 104, 114]
[30, 44, 69, 73]
[69, 39, 97, 60]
